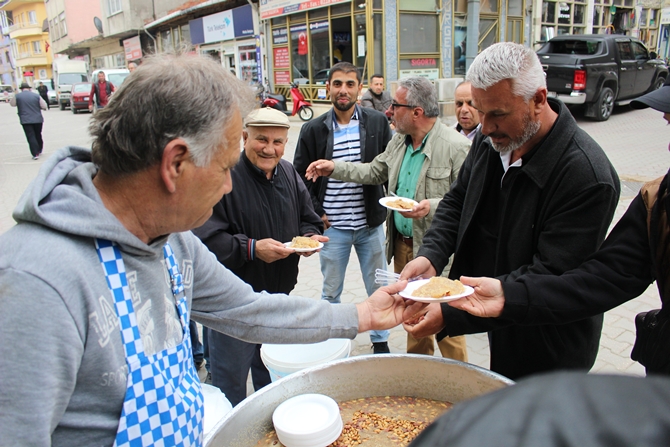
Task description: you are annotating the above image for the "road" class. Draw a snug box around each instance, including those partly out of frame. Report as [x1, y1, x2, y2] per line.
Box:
[1, 101, 669, 378]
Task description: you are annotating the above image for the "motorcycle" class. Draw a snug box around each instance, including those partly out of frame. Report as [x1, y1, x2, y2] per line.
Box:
[260, 82, 314, 121]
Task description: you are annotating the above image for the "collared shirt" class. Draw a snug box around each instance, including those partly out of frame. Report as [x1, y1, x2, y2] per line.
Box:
[393, 133, 429, 237]
[453, 122, 481, 141]
[323, 107, 367, 230]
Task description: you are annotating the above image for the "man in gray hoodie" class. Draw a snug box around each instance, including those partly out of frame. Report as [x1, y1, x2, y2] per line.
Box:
[0, 54, 422, 446]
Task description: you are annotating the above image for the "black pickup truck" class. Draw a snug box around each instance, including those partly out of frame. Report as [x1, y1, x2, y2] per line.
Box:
[536, 34, 668, 121]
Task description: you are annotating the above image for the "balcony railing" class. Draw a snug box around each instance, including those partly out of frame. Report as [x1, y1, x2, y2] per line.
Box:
[8, 22, 41, 35]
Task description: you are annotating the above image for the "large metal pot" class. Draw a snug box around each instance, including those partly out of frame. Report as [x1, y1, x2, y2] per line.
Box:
[205, 354, 513, 446]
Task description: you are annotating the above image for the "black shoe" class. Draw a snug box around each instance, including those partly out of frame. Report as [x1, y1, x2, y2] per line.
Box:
[372, 341, 390, 354]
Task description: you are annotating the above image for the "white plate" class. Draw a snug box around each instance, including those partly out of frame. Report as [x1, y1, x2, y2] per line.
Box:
[273, 394, 343, 447]
[399, 279, 474, 303]
[379, 196, 419, 212]
[284, 241, 324, 252]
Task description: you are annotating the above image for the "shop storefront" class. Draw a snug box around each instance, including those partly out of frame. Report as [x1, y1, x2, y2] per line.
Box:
[189, 4, 259, 83]
[262, 0, 525, 101]
[539, 0, 661, 52]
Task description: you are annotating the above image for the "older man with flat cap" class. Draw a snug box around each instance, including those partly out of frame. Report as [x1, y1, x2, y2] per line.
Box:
[193, 107, 328, 406]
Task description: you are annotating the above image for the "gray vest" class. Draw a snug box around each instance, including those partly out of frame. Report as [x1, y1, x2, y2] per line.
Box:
[14, 90, 43, 124]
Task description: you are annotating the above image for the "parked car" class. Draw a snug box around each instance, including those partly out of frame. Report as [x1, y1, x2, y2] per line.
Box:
[0, 84, 14, 103]
[91, 68, 130, 88]
[537, 34, 668, 121]
[70, 82, 93, 114]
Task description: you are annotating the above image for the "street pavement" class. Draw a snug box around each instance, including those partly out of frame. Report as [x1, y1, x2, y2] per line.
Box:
[1, 100, 669, 381]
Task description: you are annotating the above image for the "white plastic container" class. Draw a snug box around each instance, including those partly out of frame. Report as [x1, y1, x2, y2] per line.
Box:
[272, 394, 343, 447]
[260, 338, 351, 382]
[201, 383, 233, 438]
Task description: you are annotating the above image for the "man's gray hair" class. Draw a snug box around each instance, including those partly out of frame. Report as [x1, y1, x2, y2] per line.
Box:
[466, 42, 546, 101]
[398, 77, 439, 117]
[89, 53, 255, 176]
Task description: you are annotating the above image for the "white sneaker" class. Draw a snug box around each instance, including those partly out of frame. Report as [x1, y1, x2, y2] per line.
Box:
[32, 154, 40, 160]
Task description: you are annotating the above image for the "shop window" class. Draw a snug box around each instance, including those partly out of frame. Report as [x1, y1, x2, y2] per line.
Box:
[508, 0, 523, 16]
[481, 0, 498, 14]
[272, 16, 287, 26]
[310, 20, 331, 82]
[454, 19, 467, 75]
[373, 13, 383, 78]
[355, 14, 368, 80]
[542, 0, 589, 40]
[291, 23, 309, 81]
[331, 4, 351, 16]
[161, 30, 173, 52]
[239, 44, 258, 84]
[479, 18, 499, 49]
[399, 0, 437, 12]
[181, 24, 191, 46]
[507, 19, 523, 42]
[173, 27, 181, 46]
[373, 0, 382, 8]
[399, 14, 438, 53]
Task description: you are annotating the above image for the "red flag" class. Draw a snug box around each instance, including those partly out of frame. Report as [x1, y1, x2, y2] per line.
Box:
[45, 41, 50, 52]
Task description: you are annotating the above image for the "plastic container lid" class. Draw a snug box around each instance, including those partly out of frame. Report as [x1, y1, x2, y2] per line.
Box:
[272, 394, 343, 447]
[261, 338, 351, 373]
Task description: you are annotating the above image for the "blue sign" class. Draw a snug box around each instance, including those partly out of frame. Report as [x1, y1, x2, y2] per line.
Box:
[190, 4, 254, 45]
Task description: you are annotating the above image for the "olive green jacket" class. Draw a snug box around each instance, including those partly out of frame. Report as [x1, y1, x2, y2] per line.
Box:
[331, 119, 471, 263]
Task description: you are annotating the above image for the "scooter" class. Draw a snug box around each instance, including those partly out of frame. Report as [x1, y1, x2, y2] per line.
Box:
[261, 82, 314, 121]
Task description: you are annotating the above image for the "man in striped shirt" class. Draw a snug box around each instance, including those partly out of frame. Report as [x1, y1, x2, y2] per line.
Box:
[294, 62, 393, 353]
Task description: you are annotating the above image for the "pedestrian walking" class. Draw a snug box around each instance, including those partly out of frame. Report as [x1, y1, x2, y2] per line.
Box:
[10, 82, 47, 160]
[36, 82, 50, 110]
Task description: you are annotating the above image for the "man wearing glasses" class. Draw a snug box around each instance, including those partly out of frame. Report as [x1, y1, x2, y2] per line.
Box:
[294, 62, 393, 353]
[305, 76, 472, 360]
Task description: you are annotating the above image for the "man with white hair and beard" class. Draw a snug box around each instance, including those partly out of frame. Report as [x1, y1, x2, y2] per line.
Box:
[400, 42, 620, 380]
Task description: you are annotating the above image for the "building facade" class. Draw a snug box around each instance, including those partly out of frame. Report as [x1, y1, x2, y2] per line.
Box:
[0, 0, 53, 85]
[0, 11, 15, 87]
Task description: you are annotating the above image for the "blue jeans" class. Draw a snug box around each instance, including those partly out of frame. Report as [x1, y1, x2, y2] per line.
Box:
[320, 225, 389, 343]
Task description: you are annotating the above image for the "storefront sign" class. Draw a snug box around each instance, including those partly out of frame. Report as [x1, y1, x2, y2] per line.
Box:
[260, 0, 351, 20]
[275, 70, 291, 84]
[398, 68, 439, 80]
[273, 28, 288, 45]
[274, 47, 290, 68]
[317, 88, 327, 99]
[123, 36, 142, 61]
[410, 58, 437, 67]
[190, 4, 254, 45]
[661, 8, 670, 25]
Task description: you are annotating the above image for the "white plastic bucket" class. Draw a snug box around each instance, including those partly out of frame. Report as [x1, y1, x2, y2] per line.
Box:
[260, 339, 351, 382]
[201, 383, 233, 438]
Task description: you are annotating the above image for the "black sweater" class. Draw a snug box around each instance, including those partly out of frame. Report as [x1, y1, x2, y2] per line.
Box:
[193, 152, 323, 294]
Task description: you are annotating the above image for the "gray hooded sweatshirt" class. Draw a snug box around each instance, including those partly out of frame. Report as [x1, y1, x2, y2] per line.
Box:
[0, 147, 359, 446]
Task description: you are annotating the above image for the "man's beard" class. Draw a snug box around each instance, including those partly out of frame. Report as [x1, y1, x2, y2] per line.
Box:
[490, 113, 541, 154]
[333, 95, 356, 112]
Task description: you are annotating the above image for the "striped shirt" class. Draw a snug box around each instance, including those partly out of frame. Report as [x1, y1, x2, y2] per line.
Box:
[324, 111, 367, 230]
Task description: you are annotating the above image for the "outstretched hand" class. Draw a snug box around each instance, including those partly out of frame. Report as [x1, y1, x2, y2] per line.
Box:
[356, 281, 429, 332]
[402, 302, 444, 338]
[305, 159, 335, 181]
[447, 276, 505, 318]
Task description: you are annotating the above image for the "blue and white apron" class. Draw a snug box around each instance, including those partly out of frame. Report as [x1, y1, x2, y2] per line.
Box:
[95, 239, 204, 447]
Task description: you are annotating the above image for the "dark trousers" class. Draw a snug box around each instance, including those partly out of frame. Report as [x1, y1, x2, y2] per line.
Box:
[22, 123, 43, 157]
[189, 320, 204, 365]
[39, 94, 49, 109]
[208, 329, 271, 406]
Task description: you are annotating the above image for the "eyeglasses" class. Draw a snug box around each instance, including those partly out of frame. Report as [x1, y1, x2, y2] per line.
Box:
[390, 102, 416, 109]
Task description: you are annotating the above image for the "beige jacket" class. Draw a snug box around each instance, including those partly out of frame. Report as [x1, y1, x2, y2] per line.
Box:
[331, 119, 471, 264]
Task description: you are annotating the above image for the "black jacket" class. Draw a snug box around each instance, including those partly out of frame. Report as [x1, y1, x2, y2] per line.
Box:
[419, 98, 620, 379]
[192, 153, 323, 294]
[293, 106, 391, 228]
